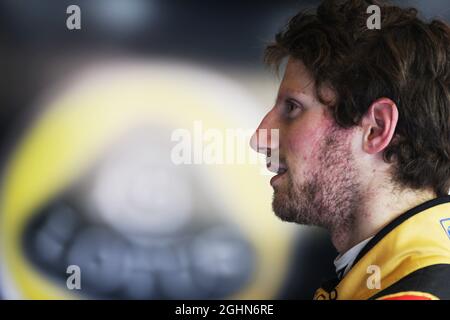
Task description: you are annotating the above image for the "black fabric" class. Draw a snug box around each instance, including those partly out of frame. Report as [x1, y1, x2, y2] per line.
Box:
[369, 264, 450, 300]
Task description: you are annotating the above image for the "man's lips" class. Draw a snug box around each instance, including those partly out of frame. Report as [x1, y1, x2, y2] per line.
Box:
[266, 161, 288, 186]
[266, 159, 287, 173]
[270, 169, 287, 186]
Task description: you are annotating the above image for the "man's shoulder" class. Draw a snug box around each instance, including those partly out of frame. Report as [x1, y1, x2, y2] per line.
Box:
[370, 264, 450, 300]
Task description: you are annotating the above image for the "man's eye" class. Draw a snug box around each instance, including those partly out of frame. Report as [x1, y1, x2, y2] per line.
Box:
[285, 100, 302, 117]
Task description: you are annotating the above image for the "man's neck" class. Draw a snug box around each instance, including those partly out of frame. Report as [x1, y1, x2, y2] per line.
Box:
[330, 186, 437, 254]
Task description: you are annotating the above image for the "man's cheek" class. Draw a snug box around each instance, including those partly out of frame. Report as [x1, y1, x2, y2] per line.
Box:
[287, 128, 324, 162]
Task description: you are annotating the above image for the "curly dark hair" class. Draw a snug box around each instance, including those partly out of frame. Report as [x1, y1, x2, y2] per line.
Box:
[265, 0, 450, 197]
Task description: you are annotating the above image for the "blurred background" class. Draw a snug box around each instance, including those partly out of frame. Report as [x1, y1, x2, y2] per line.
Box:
[0, 0, 448, 300]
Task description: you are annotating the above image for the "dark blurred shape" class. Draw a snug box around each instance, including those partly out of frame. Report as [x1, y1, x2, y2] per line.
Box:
[277, 227, 337, 299]
[24, 198, 254, 299]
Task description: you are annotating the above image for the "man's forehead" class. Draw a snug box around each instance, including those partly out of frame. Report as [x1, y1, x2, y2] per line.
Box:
[279, 58, 315, 95]
[279, 57, 336, 105]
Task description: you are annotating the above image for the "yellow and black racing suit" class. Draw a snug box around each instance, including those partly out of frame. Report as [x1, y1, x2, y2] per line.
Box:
[314, 196, 450, 300]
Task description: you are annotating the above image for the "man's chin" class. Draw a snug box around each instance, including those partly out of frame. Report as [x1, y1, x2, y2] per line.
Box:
[272, 192, 298, 223]
[271, 185, 319, 226]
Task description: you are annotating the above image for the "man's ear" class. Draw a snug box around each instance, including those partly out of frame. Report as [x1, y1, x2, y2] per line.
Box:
[361, 98, 399, 154]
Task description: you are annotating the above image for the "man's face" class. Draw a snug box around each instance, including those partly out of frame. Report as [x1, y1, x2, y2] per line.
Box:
[251, 58, 362, 232]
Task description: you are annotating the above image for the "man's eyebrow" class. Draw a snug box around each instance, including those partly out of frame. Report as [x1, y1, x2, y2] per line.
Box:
[279, 88, 311, 101]
[285, 89, 305, 96]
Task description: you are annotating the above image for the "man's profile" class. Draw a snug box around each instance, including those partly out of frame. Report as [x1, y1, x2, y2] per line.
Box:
[251, 0, 450, 300]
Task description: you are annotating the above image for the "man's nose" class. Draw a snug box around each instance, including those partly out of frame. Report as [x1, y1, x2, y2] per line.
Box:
[250, 110, 279, 154]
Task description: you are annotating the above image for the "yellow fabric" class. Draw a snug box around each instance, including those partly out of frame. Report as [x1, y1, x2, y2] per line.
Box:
[314, 201, 450, 300]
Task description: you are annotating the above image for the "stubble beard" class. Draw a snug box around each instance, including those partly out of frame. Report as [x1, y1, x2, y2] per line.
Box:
[272, 126, 363, 235]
